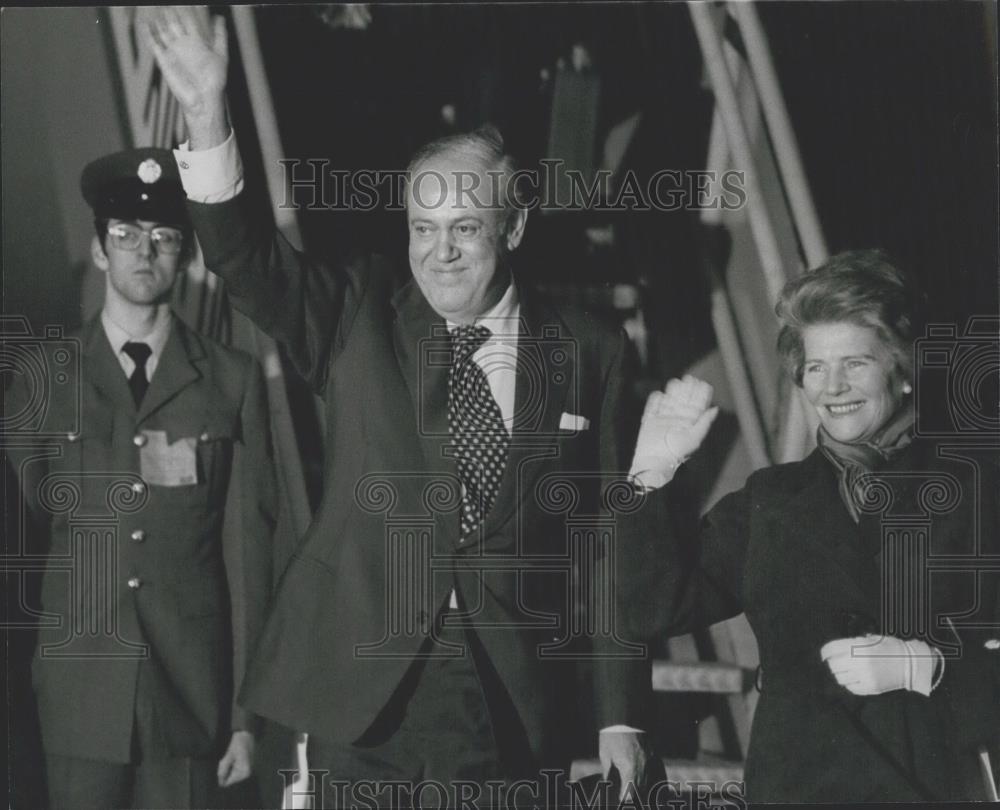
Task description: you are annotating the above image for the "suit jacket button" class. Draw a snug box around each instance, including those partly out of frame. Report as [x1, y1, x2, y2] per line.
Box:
[985, 639, 1000, 651]
[130, 529, 146, 543]
[127, 576, 142, 590]
[133, 433, 147, 447]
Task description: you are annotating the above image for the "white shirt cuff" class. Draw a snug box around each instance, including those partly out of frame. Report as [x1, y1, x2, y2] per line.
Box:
[600, 725, 644, 733]
[174, 129, 244, 203]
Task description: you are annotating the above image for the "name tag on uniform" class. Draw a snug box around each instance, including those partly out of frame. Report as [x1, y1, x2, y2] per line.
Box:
[559, 412, 590, 431]
[139, 430, 198, 486]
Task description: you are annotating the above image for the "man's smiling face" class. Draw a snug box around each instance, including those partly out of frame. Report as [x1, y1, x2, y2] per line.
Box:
[406, 154, 524, 324]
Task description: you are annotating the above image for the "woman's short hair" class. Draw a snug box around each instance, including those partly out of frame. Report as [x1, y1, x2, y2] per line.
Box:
[775, 249, 920, 386]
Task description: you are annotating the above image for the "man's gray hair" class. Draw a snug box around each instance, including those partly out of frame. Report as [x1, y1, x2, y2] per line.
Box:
[406, 124, 521, 223]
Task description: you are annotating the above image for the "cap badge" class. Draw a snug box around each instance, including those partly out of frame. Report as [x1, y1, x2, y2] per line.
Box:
[137, 158, 162, 184]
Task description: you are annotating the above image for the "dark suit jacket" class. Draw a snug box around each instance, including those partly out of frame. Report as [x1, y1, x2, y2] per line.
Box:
[3, 315, 275, 763]
[620, 439, 1000, 801]
[188, 191, 656, 766]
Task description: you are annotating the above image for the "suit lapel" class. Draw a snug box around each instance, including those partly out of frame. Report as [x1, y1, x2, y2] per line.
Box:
[512, 290, 573, 437]
[784, 450, 880, 610]
[82, 318, 136, 413]
[390, 280, 461, 541]
[136, 317, 202, 425]
[390, 281, 574, 544]
[479, 288, 572, 539]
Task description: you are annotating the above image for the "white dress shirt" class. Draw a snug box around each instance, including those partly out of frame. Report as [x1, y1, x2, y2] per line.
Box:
[447, 282, 520, 436]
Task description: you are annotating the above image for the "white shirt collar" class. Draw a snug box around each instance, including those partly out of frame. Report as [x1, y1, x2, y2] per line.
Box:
[100, 307, 173, 377]
[446, 281, 520, 338]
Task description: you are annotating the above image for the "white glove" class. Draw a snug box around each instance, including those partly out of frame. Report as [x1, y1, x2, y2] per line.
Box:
[629, 375, 719, 490]
[820, 634, 943, 697]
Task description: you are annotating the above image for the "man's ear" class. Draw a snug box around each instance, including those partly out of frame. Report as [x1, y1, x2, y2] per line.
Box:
[91, 235, 110, 272]
[504, 207, 528, 252]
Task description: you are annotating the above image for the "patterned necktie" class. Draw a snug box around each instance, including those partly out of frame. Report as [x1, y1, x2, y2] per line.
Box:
[122, 341, 152, 406]
[448, 324, 510, 538]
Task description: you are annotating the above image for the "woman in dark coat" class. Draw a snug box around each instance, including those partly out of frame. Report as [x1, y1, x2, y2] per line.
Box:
[626, 250, 1000, 802]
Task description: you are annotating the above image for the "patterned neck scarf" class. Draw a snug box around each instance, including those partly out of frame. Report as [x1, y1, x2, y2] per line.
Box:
[817, 402, 915, 522]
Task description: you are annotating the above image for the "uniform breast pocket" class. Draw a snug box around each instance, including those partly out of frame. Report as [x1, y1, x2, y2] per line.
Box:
[147, 406, 238, 505]
[51, 406, 115, 510]
[192, 408, 239, 497]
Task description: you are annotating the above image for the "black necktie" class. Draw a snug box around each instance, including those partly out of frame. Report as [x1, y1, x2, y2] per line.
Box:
[448, 325, 510, 538]
[122, 341, 152, 407]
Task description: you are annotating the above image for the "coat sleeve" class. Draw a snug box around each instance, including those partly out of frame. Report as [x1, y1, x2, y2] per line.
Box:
[612, 429, 751, 642]
[222, 355, 277, 733]
[591, 331, 655, 729]
[1, 368, 51, 543]
[935, 457, 1000, 757]
[186, 191, 372, 393]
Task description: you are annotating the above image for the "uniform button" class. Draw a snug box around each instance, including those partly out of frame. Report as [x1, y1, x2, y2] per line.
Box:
[130, 529, 146, 543]
[985, 639, 1000, 651]
[133, 433, 147, 447]
[131, 482, 145, 495]
[198, 431, 211, 443]
[127, 576, 142, 590]
[66, 432, 80, 442]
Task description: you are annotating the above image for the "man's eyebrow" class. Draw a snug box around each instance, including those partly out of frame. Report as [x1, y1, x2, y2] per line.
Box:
[804, 353, 878, 363]
[408, 215, 487, 225]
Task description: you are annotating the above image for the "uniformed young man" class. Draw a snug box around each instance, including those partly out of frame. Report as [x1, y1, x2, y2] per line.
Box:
[3, 148, 276, 809]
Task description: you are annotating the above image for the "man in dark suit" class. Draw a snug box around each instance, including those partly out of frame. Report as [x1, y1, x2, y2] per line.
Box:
[142, 7, 688, 805]
[2, 147, 276, 808]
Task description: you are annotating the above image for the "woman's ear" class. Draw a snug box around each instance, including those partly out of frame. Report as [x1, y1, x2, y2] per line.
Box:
[91, 234, 110, 272]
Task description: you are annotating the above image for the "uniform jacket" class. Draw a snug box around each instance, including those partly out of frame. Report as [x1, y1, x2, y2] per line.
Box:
[4, 315, 275, 763]
[620, 438, 1000, 801]
[187, 191, 656, 766]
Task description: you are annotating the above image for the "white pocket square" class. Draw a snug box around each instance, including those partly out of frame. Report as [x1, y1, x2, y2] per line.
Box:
[559, 412, 590, 431]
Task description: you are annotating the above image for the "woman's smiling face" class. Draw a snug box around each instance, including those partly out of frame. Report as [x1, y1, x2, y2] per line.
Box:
[801, 321, 907, 443]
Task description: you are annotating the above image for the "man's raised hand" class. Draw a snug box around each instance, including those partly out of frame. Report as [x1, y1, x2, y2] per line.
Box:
[136, 6, 230, 149]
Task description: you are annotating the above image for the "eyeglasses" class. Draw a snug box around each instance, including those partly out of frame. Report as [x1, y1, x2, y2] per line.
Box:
[106, 223, 185, 255]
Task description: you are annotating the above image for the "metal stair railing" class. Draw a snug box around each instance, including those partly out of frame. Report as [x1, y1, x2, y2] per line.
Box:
[567, 2, 834, 793]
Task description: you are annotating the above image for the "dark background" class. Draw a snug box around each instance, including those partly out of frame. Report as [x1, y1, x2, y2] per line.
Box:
[255, 2, 997, 325]
[3, 3, 997, 807]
